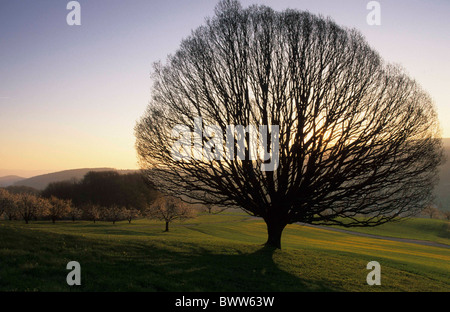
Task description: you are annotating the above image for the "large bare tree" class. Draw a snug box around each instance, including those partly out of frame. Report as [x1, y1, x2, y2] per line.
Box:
[135, 0, 443, 248]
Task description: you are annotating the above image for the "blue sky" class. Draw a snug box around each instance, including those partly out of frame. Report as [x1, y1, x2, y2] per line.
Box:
[0, 0, 449, 176]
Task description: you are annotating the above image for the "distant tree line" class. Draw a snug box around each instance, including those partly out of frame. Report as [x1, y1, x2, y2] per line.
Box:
[0, 188, 72, 224]
[3, 185, 40, 195]
[41, 171, 158, 211]
[0, 171, 197, 230]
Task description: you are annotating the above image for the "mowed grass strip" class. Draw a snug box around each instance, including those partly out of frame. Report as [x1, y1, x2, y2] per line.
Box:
[0, 213, 448, 292]
[329, 217, 450, 245]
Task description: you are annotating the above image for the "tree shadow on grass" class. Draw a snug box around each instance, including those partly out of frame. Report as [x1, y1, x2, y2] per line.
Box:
[0, 223, 338, 291]
[83, 243, 339, 292]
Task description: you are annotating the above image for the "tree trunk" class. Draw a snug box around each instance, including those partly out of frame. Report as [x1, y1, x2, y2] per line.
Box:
[264, 219, 287, 249]
[52, 218, 56, 224]
[165, 221, 169, 232]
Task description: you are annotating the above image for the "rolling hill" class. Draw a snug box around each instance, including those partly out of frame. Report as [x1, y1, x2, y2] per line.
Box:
[0, 213, 448, 292]
[12, 168, 136, 190]
[0, 175, 25, 187]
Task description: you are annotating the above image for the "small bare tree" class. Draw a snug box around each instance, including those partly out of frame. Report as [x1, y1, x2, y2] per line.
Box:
[442, 211, 450, 221]
[48, 196, 72, 223]
[124, 208, 140, 224]
[103, 205, 126, 225]
[145, 196, 195, 232]
[68, 206, 83, 222]
[16, 194, 45, 224]
[0, 189, 17, 220]
[3, 197, 18, 221]
[83, 203, 102, 223]
[422, 206, 441, 219]
[0, 189, 7, 217]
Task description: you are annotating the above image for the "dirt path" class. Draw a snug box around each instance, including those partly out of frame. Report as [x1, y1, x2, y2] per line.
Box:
[297, 223, 450, 249]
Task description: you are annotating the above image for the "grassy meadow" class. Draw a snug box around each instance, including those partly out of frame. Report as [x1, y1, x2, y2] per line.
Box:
[0, 212, 448, 292]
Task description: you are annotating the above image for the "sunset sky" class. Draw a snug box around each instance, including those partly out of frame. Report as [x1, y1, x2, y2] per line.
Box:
[1, 0, 449, 177]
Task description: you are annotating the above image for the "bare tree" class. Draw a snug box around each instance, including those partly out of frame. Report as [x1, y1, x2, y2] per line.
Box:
[16, 194, 45, 224]
[442, 211, 450, 221]
[68, 206, 83, 222]
[421, 205, 440, 219]
[203, 204, 227, 215]
[102, 205, 126, 225]
[47, 196, 72, 223]
[135, 0, 443, 248]
[204, 204, 213, 214]
[3, 193, 18, 221]
[0, 189, 15, 219]
[83, 203, 102, 223]
[0, 189, 6, 217]
[124, 208, 140, 224]
[145, 196, 195, 232]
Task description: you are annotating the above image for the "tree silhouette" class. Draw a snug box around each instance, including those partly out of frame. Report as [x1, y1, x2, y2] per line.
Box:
[16, 194, 46, 224]
[135, 0, 443, 248]
[145, 196, 195, 232]
[68, 206, 83, 222]
[47, 196, 72, 223]
[83, 203, 102, 223]
[421, 205, 440, 219]
[124, 208, 140, 224]
[0, 189, 18, 220]
[102, 205, 127, 225]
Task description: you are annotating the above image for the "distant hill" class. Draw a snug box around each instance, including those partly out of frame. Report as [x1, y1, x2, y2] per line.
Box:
[13, 168, 137, 191]
[0, 175, 25, 187]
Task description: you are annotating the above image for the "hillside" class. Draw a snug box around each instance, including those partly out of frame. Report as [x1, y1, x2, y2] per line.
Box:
[13, 168, 120, 190]
[0, 214, 448, 292]
[0, 175, 25, 187]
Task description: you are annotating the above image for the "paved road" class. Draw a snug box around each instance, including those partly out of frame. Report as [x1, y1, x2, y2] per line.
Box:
[297, 223, 450, 249]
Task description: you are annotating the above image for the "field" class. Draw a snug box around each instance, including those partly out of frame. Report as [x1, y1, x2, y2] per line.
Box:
[0, 212, 449, 292]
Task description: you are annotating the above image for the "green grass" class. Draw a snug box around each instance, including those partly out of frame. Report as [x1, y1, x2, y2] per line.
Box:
[330, 217, 450, 245]
[0, 213, 449, 292]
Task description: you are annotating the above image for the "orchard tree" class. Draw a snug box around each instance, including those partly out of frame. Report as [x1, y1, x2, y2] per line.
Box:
[204, 204, 213, 214]
[16, 194, 44, 224]
[0, 189, 18, 220]
[145, 196, 195, 232]
[124, 208, 141, 224]
[83, 203, 102, 223]
[443, 211, 450, 221]
[0, 189, 6, 217]
[3, 197, 18, 221]
[103, 205, 126, 225]
[421, 206, 440, 219]
[135, 0, 443, 248]
[48, 196, 72, 223]
[68, 206, 83, 222]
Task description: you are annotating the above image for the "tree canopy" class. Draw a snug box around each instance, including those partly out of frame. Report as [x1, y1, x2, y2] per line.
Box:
[135, 0, 443, 248]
